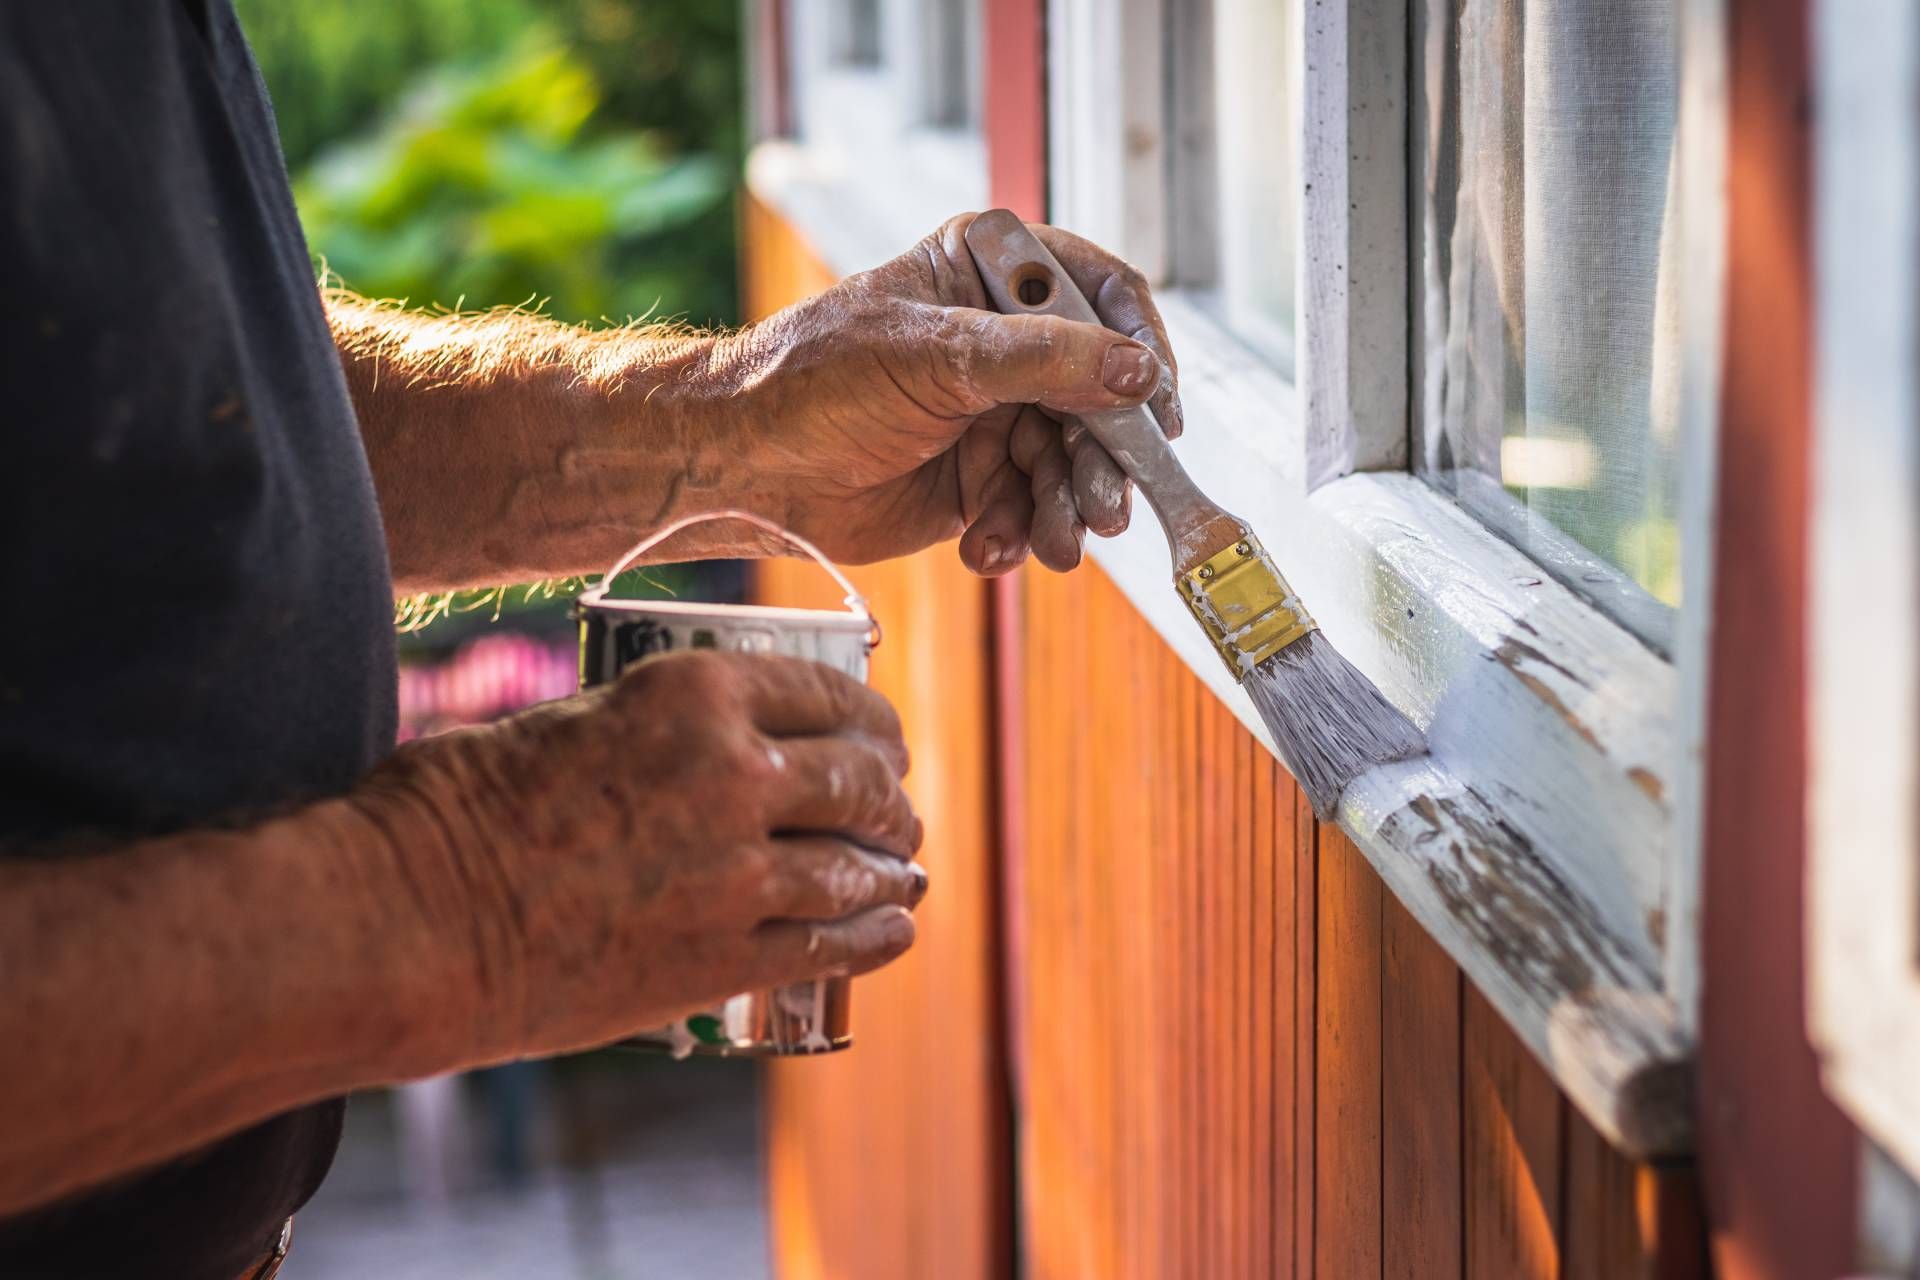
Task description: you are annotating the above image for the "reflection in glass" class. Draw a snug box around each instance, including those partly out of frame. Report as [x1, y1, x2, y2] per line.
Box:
[1412, 0, 1683, 650]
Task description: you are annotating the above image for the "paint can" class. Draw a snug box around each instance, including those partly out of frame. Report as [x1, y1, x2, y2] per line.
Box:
[572, 509, 881, 1057]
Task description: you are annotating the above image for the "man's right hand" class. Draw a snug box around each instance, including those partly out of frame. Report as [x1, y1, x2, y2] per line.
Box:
[349, 649, 923, 1064]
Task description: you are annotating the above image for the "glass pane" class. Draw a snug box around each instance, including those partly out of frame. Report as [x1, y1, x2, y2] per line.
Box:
[1412, 0, 1683, 650]
[1211, 0, 1299, 368]
[830, 0, 883, 66]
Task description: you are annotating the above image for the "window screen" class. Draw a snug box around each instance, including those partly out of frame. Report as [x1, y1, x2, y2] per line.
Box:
[1412, 0, 1682, 650]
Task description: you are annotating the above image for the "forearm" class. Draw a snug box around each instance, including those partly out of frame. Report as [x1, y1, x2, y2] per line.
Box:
[0, 800, 471, 1216]
[328, 291, 766, 594]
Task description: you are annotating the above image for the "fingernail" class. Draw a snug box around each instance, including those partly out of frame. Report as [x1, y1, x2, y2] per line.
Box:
[1167, 389, 1186, 436]
[1102, 345, 1158, 395]
[980, 535, 1004, 571]
[907, 863, 929, 907]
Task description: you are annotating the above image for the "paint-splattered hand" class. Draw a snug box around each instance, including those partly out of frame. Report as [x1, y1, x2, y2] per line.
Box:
[714, 213, 1182, 574]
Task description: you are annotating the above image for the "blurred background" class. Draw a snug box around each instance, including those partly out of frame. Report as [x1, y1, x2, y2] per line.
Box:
[231, 2, 768, 1274]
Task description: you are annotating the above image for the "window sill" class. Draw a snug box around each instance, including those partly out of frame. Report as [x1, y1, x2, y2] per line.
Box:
[745, 150, 1695, 1159]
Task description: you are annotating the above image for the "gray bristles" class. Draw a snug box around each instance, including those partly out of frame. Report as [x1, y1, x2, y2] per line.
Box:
[1244, 631, 1427, 820]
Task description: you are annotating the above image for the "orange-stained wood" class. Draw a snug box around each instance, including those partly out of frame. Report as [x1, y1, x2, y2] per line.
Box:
[1315, 825, 1384, 1280]
[1012, 559, 1709, 1278]
[744, 190, 1010, 1280]
[1384, 891, 1464, 1280]
[1565, 1109, 1710, 1280]
[1465, 983, 1564, 1279]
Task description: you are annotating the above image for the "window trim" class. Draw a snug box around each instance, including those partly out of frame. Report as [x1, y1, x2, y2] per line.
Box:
[749, 0, 1726, 1157]
[1808, 0, 1920, 1183]
[769, 0, 990, 272]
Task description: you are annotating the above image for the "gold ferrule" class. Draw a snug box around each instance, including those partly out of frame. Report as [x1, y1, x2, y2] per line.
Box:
[1176, 533, 1317, 680]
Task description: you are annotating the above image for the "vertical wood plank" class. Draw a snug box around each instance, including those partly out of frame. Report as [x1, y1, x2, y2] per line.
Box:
[1701, 0, 1865, 1273]
[1315, 824, 1384, 1279]
[1563, 1108, 1709, 1280]
[1293, 786, 1316, 1280]
[1249, 742, 1276, 1280]
[1383, 893, 1464, 1280]
[1464, 986, 1564, 1280]
[1270, 758, 1300, 1278]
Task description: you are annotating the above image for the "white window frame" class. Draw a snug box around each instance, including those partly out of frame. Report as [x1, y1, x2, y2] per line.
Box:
[1047, 0, 1724, 1159]
[1808, 0, 1920, 1186]
[749, 0, 988, 275]
[747, 0, 1725, 1158]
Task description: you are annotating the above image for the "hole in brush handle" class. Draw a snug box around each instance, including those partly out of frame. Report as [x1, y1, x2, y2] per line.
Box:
[963, 209, 1237, 561]
[963, 209, 1103, 327]
[1012, 264, 1056, 308]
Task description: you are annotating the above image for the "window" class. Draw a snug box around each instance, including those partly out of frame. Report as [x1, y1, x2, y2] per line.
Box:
[1052, 0, 1301, 373]
[1179, 0, 1303, 369]
[754, 0, 987, 276]
[1412, 0, 1684, 651]
[828, 0, 883, 66]
[918, 0, 982, 129]
[1043, 0, 1722, 1158]
[1808, 0, 1920, 1190]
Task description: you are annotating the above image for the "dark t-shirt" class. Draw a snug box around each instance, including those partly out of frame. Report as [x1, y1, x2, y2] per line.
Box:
[0, 3, 397, 1275]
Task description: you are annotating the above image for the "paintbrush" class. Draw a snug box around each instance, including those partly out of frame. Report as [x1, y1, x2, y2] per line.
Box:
[965, 210, 1426, 819]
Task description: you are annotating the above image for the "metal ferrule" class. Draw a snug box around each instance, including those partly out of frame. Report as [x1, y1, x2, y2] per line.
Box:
[1176, 532, 1317, 680]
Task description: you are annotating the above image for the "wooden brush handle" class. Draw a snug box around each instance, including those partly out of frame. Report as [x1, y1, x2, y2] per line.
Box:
[963, 209, 1243, 573]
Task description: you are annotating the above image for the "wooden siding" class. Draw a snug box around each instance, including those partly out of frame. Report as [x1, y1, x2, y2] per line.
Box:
[746, 191, 1012, 1280]
[1013, 561, 1710, 1280]
[742, 191, 1707, 1279]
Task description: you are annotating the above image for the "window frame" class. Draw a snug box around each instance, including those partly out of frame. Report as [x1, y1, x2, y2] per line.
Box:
[747, 0, 1726, 1158]
[1807, 0, 1920, 1184]
[754, 0, 990, 274]
[1045, 0, 1725, 1157]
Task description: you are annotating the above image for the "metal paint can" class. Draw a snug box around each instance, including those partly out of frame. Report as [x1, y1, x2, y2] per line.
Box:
[572, 510, 880, 1057]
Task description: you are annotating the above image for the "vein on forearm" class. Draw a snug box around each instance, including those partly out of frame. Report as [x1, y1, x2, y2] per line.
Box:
[325, 289, 738, 594]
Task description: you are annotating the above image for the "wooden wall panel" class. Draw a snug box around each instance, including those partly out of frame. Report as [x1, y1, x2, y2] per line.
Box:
[744, 191, 1010, 1280]
[1316, 825, 1383, 1280]
[1014, 558, 1710, 1279]
[1464, 985, 1565, 1280]
[1384, 893, 1464, 1280]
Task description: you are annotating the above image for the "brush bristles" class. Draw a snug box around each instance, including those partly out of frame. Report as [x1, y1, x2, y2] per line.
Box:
[1244, 632, 1427, 820]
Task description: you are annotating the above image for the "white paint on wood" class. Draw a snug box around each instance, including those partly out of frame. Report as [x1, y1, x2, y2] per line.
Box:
[1809, 0, 1920, 1185]
[1661, 0, 1729, 1037]
[1299, 0, 1408, 484]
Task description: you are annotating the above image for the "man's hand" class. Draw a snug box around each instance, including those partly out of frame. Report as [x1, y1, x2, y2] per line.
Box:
[716, 214, 1182, 575]
[334, 215, 1177, 591]
[351, 650, 923, 1061]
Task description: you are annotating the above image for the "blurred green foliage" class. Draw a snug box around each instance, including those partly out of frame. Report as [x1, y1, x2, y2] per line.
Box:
[235, 0, 741, 327]
[233, 0, 746, 638]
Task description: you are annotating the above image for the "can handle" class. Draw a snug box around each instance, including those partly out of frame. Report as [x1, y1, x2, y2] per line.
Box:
[582, 508, 874, 637]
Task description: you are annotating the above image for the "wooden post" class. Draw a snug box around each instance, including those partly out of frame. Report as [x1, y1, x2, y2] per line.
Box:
[1696, 0, 1861, 1271]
